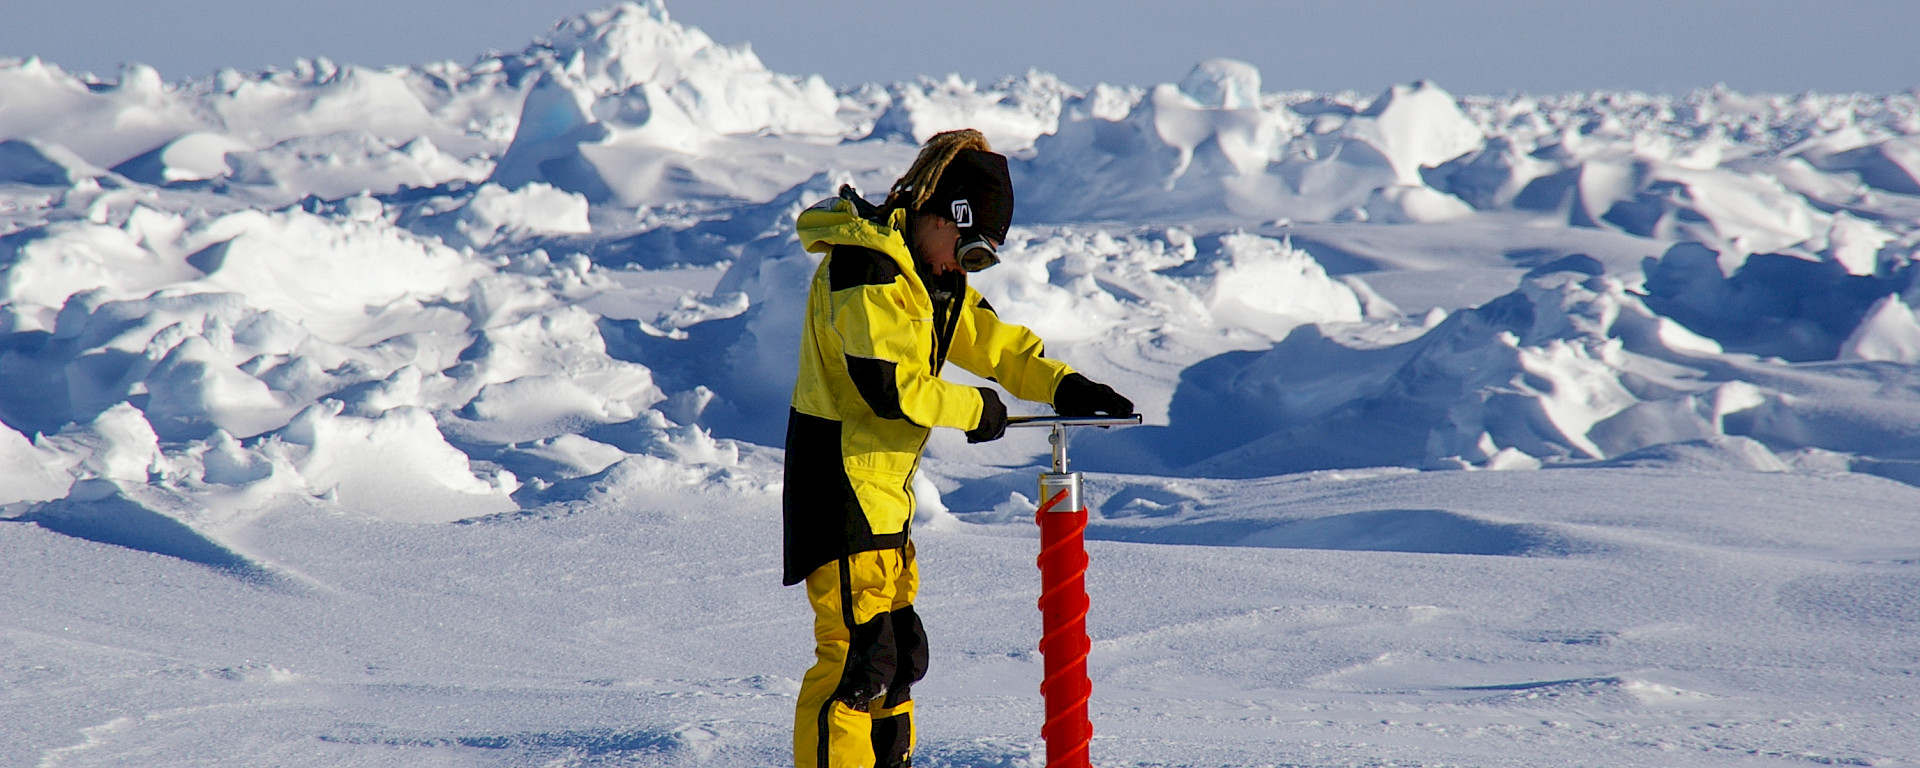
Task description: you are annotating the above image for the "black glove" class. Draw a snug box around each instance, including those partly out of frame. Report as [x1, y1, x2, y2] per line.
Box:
[966, 387, 1008, 443]
[1052, 373, 1134, 417]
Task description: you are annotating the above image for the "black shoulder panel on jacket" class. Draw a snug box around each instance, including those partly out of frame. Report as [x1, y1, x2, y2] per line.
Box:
[976, 296, 996, 313]
[829, 245, 903, 292]
[845, 355, 913, 423]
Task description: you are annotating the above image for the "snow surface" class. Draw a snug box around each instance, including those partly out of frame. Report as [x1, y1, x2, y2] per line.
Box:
[3, 1, 1919, 765]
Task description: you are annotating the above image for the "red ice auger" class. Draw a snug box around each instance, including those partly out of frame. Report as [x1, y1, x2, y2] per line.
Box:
[1007, 413, 1143, 768]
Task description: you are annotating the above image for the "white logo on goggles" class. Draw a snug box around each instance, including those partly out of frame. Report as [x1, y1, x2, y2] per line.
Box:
[950, 199, 973, 228]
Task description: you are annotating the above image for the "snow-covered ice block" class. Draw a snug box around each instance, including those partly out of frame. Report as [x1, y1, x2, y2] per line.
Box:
[277, 402, 516, 522]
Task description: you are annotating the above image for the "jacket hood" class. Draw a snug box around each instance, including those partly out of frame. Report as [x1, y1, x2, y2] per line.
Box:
[796, 196, 911, 259]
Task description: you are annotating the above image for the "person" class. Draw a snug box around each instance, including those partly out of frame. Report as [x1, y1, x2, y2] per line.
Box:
[783, 128, 1134, 768]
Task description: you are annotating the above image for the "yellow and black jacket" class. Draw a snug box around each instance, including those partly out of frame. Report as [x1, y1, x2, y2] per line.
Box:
[783, 191, 1073, 585]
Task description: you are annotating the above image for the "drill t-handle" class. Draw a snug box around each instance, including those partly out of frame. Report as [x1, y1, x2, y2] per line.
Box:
[1006, 414, 1142, 474]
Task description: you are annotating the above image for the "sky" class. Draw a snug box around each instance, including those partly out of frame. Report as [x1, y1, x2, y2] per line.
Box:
[2, 0, 1917, 96]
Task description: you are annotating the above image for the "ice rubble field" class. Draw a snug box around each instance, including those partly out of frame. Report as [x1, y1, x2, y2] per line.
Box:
[4, 2, 1920, 766]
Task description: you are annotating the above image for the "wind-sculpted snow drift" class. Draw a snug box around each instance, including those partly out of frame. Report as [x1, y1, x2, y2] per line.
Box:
[4, 0, 1920, 541]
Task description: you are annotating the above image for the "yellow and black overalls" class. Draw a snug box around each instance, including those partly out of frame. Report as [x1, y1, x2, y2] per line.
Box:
[785, 192, 1072, 768]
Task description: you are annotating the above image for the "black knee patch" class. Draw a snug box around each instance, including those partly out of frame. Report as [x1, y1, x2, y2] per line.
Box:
[834, 611, 897, 708]
[883, 605, 929, 709]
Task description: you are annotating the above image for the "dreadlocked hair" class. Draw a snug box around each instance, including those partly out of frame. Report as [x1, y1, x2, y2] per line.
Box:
[882, 129, 993, 214]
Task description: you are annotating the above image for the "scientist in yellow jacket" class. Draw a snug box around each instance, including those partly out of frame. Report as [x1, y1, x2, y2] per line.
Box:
[784, 129, 1134, 768]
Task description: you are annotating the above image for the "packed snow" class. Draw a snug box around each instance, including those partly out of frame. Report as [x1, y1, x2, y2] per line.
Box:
[3, 1, 1918, 765]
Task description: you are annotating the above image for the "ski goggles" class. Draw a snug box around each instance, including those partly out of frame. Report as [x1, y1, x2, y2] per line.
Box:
[957, 234, 1000, 272]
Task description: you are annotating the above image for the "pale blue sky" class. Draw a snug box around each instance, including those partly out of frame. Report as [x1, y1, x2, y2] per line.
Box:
[3, 0, 1915, 95]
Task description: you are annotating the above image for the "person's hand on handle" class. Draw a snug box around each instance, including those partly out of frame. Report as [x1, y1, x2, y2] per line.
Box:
[966, 387, 1009, 443]
[1051, 373, 1134, 418]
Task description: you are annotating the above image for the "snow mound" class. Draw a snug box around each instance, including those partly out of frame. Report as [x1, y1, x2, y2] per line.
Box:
[1506, 153, 1826, 266]
[0, 138, 106, 186]
[3, 218, 201, 332]
[0, 184, 693, 525]
[1810, 136, 1920, 195]
[1201, 232, 1367, 336]
[1593, 435, 1788, 472]
[1179, 59, 1262, 110]
[440, 305, 664, 444]
[0, 60, 202, 168]
[278, 402, 517, 522]
[184, 208, 486, 343]
[426, 182, 594, 249]
[537, 1, 842, 137]
[0, 422, 71, 504]
[110, 132, 252, 185]
[1352, 80, 1487, 187]
[511, 425, 778, 508]
[486, 1, 853, 205]
[21, 479, 274, 579]
[224, 133, 490, 199]
[868, 71, 1074, 152]
[1365, 184, 1476, 223]
[1083, 266, 1772, 476]
[1643, 242, 1911, 361]
[1018, 74, 1489, 223]
[1838, 292, 1920, 362]
[964, 227, 1366, 348]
